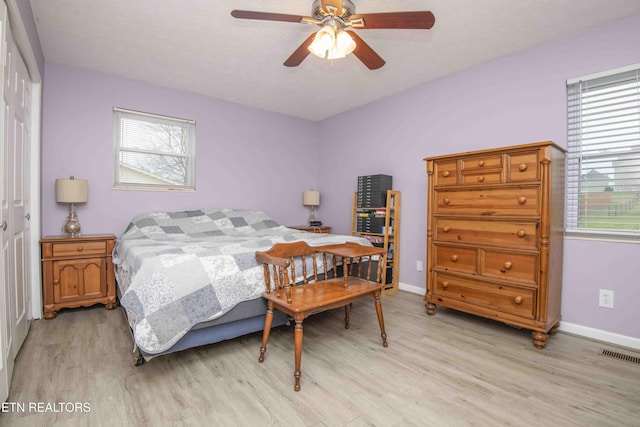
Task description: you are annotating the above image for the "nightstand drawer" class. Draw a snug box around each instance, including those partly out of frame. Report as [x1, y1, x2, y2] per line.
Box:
[52, 241, 107, 257]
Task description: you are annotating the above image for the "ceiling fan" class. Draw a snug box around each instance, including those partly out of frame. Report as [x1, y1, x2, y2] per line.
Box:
[231, 0, 435, 70]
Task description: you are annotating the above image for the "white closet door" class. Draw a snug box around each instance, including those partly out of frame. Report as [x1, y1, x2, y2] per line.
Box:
[8, 33, 31, 359]
[0, 0, 11, 403]
[0, 1, 32, 402]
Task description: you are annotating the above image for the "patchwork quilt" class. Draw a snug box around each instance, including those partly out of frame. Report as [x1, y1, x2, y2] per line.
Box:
[113, 208, 371, 354]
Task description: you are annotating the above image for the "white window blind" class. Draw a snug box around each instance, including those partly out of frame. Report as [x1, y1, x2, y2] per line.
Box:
[113, 107, 196, 191]
[566, 65, 640, 239]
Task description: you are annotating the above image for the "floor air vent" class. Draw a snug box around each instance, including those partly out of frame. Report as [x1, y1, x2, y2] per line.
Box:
[600, 348, 640, 364]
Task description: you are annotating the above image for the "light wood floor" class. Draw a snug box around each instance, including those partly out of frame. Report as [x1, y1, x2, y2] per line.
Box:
[2, 291, 639, 426]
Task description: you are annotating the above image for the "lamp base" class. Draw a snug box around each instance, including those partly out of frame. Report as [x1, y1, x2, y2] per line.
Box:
[307, 207, 319, 226]
[62, 203, 82, 237]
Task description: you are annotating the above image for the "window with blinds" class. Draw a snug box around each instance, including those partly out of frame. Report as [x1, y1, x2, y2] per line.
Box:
[566, 65, 640, 239]
[113, 107, 196, 191]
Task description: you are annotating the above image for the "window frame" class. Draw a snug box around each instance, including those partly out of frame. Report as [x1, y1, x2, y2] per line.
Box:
[112, 107, 196, 192]
[565, 63, 640, 242]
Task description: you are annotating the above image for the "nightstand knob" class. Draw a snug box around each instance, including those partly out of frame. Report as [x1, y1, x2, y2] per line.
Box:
[442, 171, 450, 177]
[519, 163, 528, 172]
[442, 281, 450, 289]
[77, 246, 84, 252]
[450, 255, 459, 262]
[517, 229, 526, 238]
[517, 196, 527, 205]
[503, 261, 513, 270]
[443, 198, 450, 205]
[478, 160, 485, 167]
[443, 226, 451, 233]
[477, 175, 485, 182]
[514, 296, 523, 304]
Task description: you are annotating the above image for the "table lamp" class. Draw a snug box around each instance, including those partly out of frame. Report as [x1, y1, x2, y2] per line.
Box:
[303, 190, 320, 226]
[55, 176, 88, 236]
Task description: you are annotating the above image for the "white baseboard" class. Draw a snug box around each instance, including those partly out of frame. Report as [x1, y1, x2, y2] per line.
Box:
[559, 322, 640, 350]
[397, 282, 640, 350]
[398, 282, 424, 295]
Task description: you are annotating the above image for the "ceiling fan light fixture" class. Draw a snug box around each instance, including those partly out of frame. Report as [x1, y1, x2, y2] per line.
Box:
[308, 25, 336, 58]
[308, 26, 356, 60]
[335, 30, 356, 55]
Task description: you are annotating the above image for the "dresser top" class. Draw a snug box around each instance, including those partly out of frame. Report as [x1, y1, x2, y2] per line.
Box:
[423, 140, 566, 162]
[40, 234, 116, 243]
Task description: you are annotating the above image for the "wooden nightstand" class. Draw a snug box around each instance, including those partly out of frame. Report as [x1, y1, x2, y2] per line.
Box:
[40, 234, 117, 319]
[288, 225, 332, 234]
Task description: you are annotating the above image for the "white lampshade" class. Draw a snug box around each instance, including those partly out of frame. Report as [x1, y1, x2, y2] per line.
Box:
[303, 190, 320, 207]
[55, 177, 88, 203]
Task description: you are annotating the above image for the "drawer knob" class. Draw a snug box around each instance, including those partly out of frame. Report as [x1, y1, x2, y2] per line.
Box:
[443, 226, 451, 233]
[450, 255, 459, 262]
[514, 296, 523, 304]
[518, 163, 528, 172]
[517, 196, 527, 205]
[477, 175, 485, 182]
[77, 246, 84, 252]
[478, 160, 485, 167]
[443, 198, 450, 205]
[517, 229, 526, 238]
[442, 171, 450, 177]
[442, 281, 449, 289]
[503, 261, 513, 270]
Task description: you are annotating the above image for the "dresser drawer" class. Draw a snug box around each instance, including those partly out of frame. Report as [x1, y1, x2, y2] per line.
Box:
[508, 151, 539, 182]
[460, 171, 503, 186]
[433, 272, 535, 319]
[52, 241, 107, 257]
[460, 155, 502, 171]
[434, 244, 477, 274]
[435, 219, 538, 249]
[482, 250, 538, 284]
[435, 186, 540, 216]
[434, 160, 458, 186]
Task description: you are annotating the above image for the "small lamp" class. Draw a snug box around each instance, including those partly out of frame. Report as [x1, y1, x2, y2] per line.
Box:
[303, 190, 320, 226]
[55, 176, 88, 237]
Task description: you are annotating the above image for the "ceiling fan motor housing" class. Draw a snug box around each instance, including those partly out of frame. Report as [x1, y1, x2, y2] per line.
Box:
[312, 0, 355, 20]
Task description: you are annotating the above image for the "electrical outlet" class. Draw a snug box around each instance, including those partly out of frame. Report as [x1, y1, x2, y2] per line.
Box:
[599, 289, 614, 309]
[416, 260, 423, 272]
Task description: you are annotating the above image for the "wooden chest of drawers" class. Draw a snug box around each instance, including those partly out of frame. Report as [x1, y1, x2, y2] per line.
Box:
[424, 141, 566, 348]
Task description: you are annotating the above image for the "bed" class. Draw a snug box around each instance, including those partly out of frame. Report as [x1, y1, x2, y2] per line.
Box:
[113, 207, 372, 363]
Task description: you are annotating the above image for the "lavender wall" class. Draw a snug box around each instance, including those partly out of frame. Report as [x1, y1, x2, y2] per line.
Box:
[41, 63, 321, 237]
[318, 14, 640, 339]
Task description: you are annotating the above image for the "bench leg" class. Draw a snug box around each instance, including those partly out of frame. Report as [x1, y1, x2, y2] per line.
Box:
[294, 318, 303, 391]
[259, 306, 274, 363]
[374, 294, 388, 347]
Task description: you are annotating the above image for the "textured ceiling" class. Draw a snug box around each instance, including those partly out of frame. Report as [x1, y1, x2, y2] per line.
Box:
[30, 0, 640, 121]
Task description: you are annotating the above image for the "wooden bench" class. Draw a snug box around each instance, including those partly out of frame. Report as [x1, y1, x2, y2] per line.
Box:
[255, 241, 388, 391]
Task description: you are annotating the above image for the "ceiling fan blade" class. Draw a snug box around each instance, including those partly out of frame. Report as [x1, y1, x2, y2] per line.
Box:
[346, 31, 385, 70]
[349, 11, 435, 29]
[321, 0, 343, 17]
[231, 10, 310, 24]
[283, 33, 317, 67]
